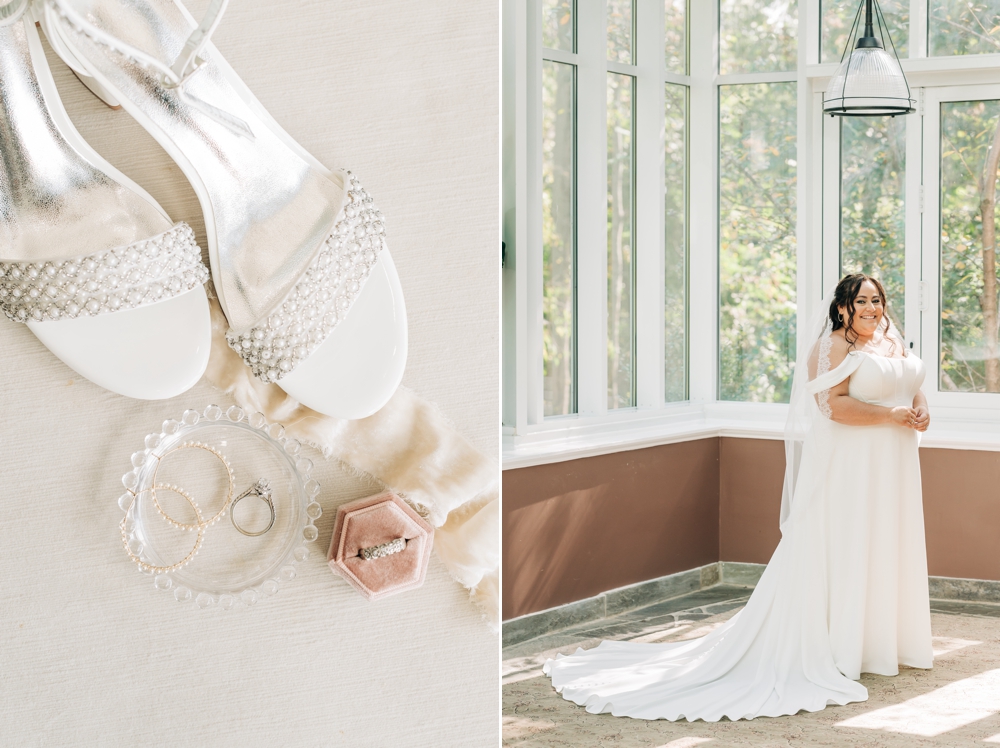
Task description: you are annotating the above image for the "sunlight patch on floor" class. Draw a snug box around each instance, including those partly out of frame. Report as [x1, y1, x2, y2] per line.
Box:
[653, 738, 714, 748]
[502, 655, 553, 685]
[669, 620, 728, 641]
[625, 624, 693, 643]
[501, 715, 557, 740]
[835, 668, 1000, 736]
[932, 636, 982, 657]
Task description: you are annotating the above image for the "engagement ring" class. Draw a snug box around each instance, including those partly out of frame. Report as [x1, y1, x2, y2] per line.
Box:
[231, 479, 275, 537]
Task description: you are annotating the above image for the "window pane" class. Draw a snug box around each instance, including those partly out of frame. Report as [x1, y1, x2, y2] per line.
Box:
[719, 0, 797, 75]
[930, 1, 1000, 56]
[665, 0, 687, 74]
[840, 116, 906, 335]
[542, 61, 576, 416]
[608, 73, 634, 409]
[607, 0, 633, 63]
[665, 83, 687, 402]
[940, 99, 1000, 393]
[821, 0, 908, 63]
[719, 82, 797, 403]
[542, 0, 574, 52]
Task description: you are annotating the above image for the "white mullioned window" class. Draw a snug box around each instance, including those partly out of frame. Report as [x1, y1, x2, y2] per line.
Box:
[503, 0, 1000, 468]
[816, 0, 1000, 445]
[717, 0, 798, 404]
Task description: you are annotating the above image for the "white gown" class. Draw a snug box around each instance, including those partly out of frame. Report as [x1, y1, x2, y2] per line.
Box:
[543, 350, 933, 721]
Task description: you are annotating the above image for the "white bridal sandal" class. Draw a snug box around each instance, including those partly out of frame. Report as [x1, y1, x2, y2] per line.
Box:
[0, 0, 211, 399]
[40, 0, 408, 419]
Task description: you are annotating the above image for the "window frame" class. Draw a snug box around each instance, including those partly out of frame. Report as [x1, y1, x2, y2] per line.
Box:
[505, 0, 694, 437]
[920, 83, 1000, 410]
[503, 0, 1000, 469]
[606, 68, 638, 410]
[811, 6, 1000, 445]
[540, 56, 579, 417]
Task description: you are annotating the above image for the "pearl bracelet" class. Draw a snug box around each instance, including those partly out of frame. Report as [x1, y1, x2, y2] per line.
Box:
[149, 441, 235, 530]
[120, 484, 206, 573]
[119, 441, 241, 572]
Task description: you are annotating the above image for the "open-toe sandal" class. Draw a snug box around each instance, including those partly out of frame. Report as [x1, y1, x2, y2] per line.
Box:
[0, 0, 211, 399]
[41, 0, 408, 418]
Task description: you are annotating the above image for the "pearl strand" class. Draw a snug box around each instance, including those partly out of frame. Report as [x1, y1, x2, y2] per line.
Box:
[119, 484, 206, 573]
[150, 441, 235, 529]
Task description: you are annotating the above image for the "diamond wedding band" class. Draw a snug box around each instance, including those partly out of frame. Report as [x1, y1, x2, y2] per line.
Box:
[231, 479, 275, 537]
[359, 537, 406, 560]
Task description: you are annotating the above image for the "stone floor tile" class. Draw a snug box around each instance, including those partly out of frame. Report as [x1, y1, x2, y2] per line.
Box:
[503, 586, 1000, 746]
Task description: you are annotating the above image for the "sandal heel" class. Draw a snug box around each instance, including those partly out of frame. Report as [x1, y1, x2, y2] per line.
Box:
[71, 68, 120, 108]
[35, 5, 118, 107]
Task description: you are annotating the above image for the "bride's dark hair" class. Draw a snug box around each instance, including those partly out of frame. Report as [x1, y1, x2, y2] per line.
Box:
[828, 273, 895, 354]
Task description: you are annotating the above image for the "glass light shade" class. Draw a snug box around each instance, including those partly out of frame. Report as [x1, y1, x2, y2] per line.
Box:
[823, 47, 914, 116]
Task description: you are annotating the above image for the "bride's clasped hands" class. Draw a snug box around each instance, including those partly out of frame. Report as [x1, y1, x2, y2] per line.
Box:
[893, 402, 930, 431]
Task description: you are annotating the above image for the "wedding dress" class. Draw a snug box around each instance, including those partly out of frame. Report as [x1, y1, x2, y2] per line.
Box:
[543, 313, 933, 721]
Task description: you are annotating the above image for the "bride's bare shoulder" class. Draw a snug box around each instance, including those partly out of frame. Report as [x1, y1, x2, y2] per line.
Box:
[826, 330, 850, 368]
[808, 328, 851, 378]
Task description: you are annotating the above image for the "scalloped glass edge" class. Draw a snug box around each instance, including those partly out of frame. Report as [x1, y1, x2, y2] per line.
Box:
[117, 404, 323, 609]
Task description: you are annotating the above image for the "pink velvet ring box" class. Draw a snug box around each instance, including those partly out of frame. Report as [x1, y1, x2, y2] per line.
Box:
[327, 492, 434, 601]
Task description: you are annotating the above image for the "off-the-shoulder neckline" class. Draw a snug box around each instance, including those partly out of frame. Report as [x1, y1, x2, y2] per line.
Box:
[810, 348, 915, 388]
[836, 348, 910, 367]
[848, 347, 909, 359]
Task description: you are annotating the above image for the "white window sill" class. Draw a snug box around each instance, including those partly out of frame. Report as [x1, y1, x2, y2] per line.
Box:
[503, 401, 1000, 470]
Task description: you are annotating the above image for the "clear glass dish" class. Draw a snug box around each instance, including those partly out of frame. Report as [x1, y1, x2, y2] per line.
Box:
[118, 405, 322, 608]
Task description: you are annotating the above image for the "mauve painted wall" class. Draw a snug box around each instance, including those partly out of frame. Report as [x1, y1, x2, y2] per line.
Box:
[921, 448, 1000, 581]
[502, 439, 720, 621]
[719, 438, 784, 565]
[716, 441, 1000, 580]
[504, 438, 1000, 621]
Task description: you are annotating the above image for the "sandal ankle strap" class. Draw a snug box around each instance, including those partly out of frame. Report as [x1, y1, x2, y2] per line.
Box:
[44, 0, 252, 138]
[167, 0, 227, 86]
[47, 0, 226, 89]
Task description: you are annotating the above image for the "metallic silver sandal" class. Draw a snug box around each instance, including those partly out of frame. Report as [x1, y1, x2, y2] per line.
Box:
[0, 0, 211, 399]
[42, 0, 408, 418]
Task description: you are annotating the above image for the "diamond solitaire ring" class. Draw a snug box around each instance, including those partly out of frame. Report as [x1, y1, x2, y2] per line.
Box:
[231, 479, 275, 537]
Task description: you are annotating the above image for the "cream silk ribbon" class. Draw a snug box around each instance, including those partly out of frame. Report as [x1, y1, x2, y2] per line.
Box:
[203, 299, 499, 630]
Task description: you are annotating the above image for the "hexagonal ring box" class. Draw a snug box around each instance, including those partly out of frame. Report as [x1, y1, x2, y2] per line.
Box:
[328, 492, 434, 600]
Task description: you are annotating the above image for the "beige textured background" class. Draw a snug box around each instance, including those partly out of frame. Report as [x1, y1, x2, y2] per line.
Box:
[0, 1, 499, 745]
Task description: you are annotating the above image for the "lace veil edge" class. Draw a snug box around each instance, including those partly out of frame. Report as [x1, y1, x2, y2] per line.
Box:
[780, 292, 835, 528]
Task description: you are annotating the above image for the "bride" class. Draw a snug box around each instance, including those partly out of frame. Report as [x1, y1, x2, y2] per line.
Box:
[543, 274, 933, 721]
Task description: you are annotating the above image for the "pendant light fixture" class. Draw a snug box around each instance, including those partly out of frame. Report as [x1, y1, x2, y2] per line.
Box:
[823, 0, 914, 117]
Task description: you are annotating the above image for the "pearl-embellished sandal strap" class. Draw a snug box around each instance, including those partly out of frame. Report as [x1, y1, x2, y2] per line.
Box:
[226, 172, 387, 384]
[0, 222, 208, 323]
